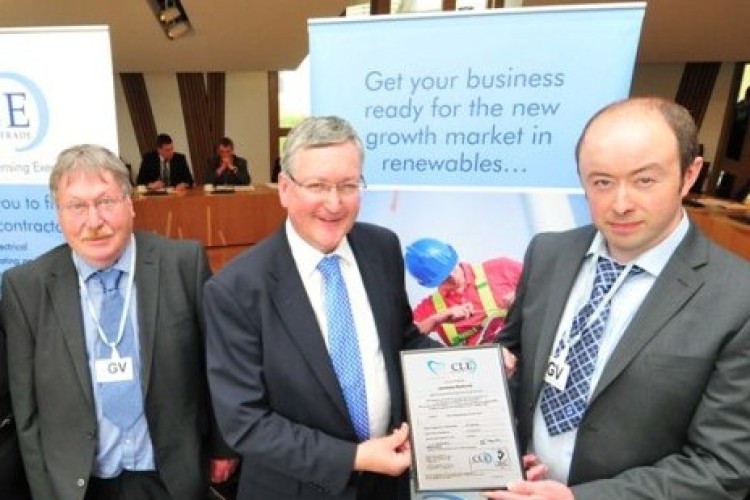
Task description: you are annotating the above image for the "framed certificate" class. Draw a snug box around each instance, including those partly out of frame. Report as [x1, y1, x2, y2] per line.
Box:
[401, 344, 523, 492]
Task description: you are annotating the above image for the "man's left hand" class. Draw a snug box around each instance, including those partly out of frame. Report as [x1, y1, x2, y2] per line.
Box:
[210, 458, 240, 484]
[481, 480, 573, 499]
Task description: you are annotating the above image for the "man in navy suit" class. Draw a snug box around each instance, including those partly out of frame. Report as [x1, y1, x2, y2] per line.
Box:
[136, 133, 194, 190]
[204, 116, 438, 499]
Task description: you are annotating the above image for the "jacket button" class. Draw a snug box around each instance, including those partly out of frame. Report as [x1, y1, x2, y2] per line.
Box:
[77, 478, 86, 487]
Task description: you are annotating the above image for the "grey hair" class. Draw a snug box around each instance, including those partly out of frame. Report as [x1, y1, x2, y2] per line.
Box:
[281, 116, 364, 176]
[49, 144, 132, 203]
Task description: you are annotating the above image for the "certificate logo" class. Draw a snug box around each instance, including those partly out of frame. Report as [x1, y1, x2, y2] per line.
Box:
[426, 357, 478, 375]
[427, 360, 446, 375]
[0, 72, 50, 152]
[469, 447, 511, 470]
[450, 357, 477, 374]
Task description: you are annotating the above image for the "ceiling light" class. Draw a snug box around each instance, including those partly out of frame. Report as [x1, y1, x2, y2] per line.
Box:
[166, 20, 191, 40]
[159, 6, 181, 23]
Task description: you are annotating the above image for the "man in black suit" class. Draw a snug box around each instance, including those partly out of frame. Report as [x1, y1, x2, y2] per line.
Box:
[206, 137, 251, 186]
[136, 133, 194, 190]
[1, 144, 236, 500]
[204, 116, 438, 499]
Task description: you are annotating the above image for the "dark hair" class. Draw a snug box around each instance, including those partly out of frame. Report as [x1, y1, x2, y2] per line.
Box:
[218, 137, 234, 148]
[156, 133, 173, 148]
[575, 97, 699, 176]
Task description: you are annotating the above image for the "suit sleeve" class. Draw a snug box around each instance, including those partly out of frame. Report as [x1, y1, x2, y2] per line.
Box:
[496, 235, 537, 357]
[191, 245, 236, 460]
[174, 154, 194, 187]
[136, 153, 158, 185]
[1, 275, 57, 500]
[235, 157, 251, 185]
[203, 277, 357, 494]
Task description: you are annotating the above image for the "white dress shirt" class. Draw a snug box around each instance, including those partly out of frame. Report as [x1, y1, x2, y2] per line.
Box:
[285, 219, 391, 439]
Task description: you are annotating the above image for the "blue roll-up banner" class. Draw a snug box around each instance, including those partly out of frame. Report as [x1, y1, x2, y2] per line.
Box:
[0, 26, 118, 277]
[310, 4, 644, 498]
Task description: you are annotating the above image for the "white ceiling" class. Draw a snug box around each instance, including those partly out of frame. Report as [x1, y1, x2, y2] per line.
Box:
[0, 0, 748, 73]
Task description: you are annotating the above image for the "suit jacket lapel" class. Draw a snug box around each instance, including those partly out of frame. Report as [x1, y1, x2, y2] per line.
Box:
[531, 230, 594, 397]
[348, 228, 396, 364]
[135, 233, 159, 395]
[48, 252, 94, 408]
[590, 227, 707, 402]
[268, 230, 351, 422]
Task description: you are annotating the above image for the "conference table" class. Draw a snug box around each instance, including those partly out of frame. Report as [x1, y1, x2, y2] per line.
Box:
[684, 196, 750, 261]
[132, 185, 286, 271]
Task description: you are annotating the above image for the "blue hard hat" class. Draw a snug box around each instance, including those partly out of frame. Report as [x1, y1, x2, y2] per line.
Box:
[405, 238, 459, 288]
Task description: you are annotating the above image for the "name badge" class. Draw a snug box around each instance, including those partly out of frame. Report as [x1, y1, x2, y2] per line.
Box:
[544, 356, 570, 391]
[95, 357, 134, 383]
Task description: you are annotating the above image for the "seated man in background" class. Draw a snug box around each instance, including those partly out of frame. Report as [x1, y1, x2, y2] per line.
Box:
[206, 137, 251, 186]
[136, 133, 194, 191]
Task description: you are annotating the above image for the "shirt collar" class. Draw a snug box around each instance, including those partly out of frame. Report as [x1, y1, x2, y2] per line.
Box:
[586, 210, 690, 277]
[285, 219, 355, 279]
[73, 236, 135, 283]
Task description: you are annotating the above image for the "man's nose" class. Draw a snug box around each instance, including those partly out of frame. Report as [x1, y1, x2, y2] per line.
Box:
[612, 185, 634, 212]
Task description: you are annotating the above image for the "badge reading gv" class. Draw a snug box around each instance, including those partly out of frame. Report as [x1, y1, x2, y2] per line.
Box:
[544, 357, 570, 391]
[95, 357, 134, 383]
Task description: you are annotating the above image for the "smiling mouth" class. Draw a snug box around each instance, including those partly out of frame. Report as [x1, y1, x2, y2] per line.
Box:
[83, 233, 113, 242]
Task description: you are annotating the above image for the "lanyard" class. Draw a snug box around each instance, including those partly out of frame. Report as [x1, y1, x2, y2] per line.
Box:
[77, 236, 136, 358]
[555, 257, 635, 361]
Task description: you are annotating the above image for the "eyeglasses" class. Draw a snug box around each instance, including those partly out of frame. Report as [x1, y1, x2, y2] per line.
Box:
[286, 173, 366, 197]
[60, 195, 127, 217]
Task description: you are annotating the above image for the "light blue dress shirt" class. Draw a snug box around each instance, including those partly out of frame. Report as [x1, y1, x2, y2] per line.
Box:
[73, 239, 156, 478]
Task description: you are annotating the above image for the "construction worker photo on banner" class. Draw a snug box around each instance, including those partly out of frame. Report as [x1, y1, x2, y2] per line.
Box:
[405, 238, 522, 347]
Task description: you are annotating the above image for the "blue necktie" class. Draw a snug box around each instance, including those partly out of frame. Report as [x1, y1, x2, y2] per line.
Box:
[540, 257, 642, 436]
[318, 255, 369, 441]
[96, 268, 143, 430]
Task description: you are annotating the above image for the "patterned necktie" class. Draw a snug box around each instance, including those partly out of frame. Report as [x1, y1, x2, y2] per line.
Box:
[540, 257, 642, 436]
[96, 268, 143, 430]
[318, 255, 369, 441]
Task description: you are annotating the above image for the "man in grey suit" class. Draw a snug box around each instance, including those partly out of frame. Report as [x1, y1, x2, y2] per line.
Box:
[484, 98, 750, 499]
[1, 144, 237, 500]
[204, 116, 438, 499]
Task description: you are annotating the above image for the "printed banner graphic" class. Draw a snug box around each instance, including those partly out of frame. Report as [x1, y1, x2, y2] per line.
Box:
[310, 4, 644, 498]
[1, 26, 118, 276]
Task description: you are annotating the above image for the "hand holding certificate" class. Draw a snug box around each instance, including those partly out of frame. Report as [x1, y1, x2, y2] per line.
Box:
[401, 345, 523, 492]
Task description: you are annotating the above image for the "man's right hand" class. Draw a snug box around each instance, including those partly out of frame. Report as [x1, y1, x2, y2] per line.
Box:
[353, 422, 412, 476]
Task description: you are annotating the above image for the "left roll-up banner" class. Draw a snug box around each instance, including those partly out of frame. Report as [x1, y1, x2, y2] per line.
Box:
[0, 26, 118, 277]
